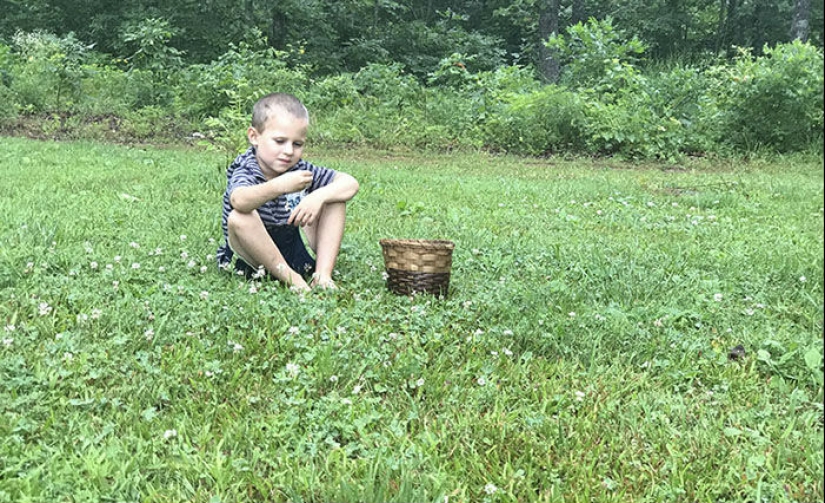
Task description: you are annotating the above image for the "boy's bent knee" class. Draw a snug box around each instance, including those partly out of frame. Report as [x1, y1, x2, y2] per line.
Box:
[227, 209, 261, 232]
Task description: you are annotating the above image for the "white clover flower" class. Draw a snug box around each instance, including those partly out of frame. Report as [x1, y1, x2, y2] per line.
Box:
[199, 291, 209, 300]
[575, 390, 586, 401]
[130, 242, 140, 249]
[416, 378, 425, 388]
[352, 385, 362, 395]
[477, 377, 487, 386]
[131, 263, 141, 269]
[799, 276, 807, 283]
[180, 251, 189, 260]
[336, 326, 347, 334]
[76, 313, 88, 323]
[38, 302, 52, 316]
[114, 255, 121, 263]
[248, 284, 258, 294]
[484, 483, 498, 495]
[144, 328, 155, 340]
[502, 329, 513, 336]
[2, 338, 12, 347]
[63, 352, 74, 361]
[90, 261, 98, 269]
[4, 325, 15, 332]
[568, 312, 576, 318]
[106, 264, 113, 270]
[713, 293, 723, 302]
[91, 309, 102, 320]
[180, 235, 187, 241]
[232, 342, 244, 353]
[329, 375, 339, 383]
[187, 260, 196, 268]
[341, 398, 353, 406]
[285, 362, 300, 377]
[503, 348, 513, 357]
[289, 326, 300, 334]
[163, 429, 177, 440]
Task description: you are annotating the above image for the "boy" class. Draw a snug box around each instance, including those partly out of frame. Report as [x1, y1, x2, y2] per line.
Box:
[216, 93, 359, 291]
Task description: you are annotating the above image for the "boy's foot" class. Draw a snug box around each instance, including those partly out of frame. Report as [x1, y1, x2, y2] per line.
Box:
[310, 275, 337, 290]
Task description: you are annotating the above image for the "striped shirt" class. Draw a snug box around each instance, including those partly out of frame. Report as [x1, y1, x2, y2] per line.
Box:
[216, 147, 337, 267]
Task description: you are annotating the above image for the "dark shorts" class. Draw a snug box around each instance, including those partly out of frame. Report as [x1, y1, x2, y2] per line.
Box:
[234, 225, 316, 279]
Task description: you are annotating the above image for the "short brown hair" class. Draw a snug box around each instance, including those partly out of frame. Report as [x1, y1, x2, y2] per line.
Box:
[251, 93, 309, 131]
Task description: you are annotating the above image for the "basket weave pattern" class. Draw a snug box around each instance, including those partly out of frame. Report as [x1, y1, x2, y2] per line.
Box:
[380, 239, 455, 296]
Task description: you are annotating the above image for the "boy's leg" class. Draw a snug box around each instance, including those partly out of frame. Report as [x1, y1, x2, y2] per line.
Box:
[227, 210, 310, 290]
[302, 201, 346, 287]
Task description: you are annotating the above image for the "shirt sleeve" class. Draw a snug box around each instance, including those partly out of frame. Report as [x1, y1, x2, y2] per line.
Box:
[227, 165, 261, 199]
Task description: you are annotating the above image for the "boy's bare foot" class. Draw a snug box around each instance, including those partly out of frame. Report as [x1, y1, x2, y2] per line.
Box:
[310, 275, 337, 290]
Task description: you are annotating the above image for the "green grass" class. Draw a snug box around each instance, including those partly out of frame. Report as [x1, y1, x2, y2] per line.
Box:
[0, 136, 823, 503]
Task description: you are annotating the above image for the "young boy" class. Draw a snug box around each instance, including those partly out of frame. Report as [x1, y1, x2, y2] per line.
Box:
[216, 93, 359, 291]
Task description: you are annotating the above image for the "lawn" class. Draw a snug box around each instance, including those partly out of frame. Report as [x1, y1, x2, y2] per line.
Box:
[0, 136, 822, 502]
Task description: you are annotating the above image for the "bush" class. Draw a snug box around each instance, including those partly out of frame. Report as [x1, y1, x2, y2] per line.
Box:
[177, 34, 309, 119]
[9, 31, 92, 112]
[704, 41, 824, 153]
[483, 84, 585, 155]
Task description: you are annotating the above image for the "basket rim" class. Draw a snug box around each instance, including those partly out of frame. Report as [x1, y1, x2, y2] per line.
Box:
[379, 238, 455, 250]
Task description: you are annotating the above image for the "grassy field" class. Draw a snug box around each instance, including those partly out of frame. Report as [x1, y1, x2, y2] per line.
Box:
[0, 136, 823, 502]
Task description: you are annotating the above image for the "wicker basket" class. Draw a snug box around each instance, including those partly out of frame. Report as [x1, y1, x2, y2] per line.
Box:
[380, 239, 455, 296]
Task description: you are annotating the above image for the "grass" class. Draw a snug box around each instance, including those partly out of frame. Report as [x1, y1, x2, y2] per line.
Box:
[0, 136, 823, 502]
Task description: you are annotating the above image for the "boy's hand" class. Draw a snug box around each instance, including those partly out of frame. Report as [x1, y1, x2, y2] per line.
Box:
[275, 171, 313, 194]
[288, 192, 325, 227]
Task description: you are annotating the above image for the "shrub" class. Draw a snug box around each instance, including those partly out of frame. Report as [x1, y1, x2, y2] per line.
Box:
[704, 42, 824, 153]
[9, 30, 92, 112]
[178, 33, 308, 119]
[483, 84, 585, 155]
[546, 17, 647, 90]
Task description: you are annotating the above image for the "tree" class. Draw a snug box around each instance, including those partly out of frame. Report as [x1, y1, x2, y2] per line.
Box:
[537, 0, 560, 82]
[791, 0, 811, 41]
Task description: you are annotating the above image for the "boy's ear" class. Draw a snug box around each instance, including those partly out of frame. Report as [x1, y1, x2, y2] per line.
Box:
[247, 126, 259, 147]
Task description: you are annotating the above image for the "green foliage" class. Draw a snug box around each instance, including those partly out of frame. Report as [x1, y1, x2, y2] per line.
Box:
[179, 33, 308, 120]
[117, 18, 184, 73]
[705, 41, 825, 152]
[9, 30, 91, 112]
[546, 17, 647, 89]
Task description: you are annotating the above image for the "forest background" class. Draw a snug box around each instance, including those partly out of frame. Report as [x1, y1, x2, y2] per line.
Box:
[0, 0, 823, 159]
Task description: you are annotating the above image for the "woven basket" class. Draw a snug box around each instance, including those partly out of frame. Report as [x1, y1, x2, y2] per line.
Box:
[380, 239, 455, 296]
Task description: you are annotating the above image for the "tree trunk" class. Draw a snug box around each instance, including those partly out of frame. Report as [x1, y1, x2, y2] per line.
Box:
[244, 0, 255, 27]
[716, 0, 739, 54]
[270, 8, 288, 50]
[572, 0, 585, 25]
[538, 0, 560, 83]
[790, 0, 811, 41]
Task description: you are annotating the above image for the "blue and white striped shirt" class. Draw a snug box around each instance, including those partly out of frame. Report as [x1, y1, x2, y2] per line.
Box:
[216, 147, 336, 267]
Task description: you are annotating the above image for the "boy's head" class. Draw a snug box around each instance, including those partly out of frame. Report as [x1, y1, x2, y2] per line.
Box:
[251, 93, 309, 132]
[247, 93, 310, 176]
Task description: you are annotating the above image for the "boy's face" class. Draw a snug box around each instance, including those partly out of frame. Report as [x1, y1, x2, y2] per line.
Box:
[247, 108, 308, 178]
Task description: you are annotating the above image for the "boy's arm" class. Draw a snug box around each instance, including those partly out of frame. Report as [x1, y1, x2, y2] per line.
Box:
[310, 172, 360, 204]
[288, 172, 360, 227]
[230, 171, 314, 213]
